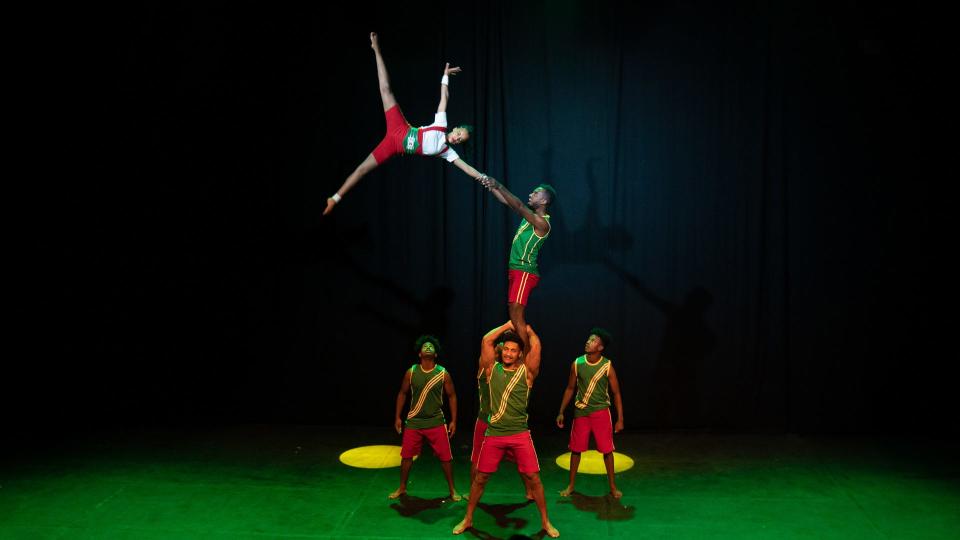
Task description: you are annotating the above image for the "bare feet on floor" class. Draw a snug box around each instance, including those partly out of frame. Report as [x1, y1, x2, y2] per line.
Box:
[558, 486, 574, 497]
[610, 488, 623, 499]
[387, 488, 405, 499]
[448, 492, 463, 502]
[452, 518, 471, 535]
[543, 522, 560, 537]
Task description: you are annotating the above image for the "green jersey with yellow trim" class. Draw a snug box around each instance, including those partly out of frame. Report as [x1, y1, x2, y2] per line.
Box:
[573, 355, 611, 418]
[485, 362, 529, 436]
[405, 364, 446, 429]
[508, 215, 550, 276]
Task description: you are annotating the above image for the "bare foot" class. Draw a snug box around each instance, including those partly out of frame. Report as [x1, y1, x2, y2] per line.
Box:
[558, 486, 574, 497]
[543, 522, 560, 538]
[610, 488, 623, 500]
[525, 491, 535, 500]
[323, 198, 336, 216]
[387, 488, 405, 499]
[452, 518, 471, 535]
[449, 492, 463, 502]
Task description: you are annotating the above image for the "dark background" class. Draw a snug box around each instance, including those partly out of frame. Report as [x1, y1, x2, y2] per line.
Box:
[26, 1, 941, 436]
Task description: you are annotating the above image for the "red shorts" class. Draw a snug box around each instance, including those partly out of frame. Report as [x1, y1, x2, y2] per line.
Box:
[371, 105, 411, 164]
[476, 431, 539, 474]
[471, 418, 516, 465]
[507, 270, 540, 306]
[568, 408, 615, 454]
[401, 424, 452, 461]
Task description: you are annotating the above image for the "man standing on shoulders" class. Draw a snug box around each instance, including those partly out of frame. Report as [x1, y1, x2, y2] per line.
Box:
[479, 177, 556, 354]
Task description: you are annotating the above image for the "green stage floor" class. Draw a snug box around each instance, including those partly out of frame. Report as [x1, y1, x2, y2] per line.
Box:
[2, 426, 958, 539]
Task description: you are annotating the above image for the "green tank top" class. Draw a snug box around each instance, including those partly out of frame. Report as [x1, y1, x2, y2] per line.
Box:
[508, 215, 550, 276]
[485, 362, 529, 436]
[405, 364, 446, 429]
[573, 355, 611, 418]
[477, 368, 491, 420]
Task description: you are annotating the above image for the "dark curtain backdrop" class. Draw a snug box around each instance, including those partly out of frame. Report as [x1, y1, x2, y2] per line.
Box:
[30, 1, 937, 435]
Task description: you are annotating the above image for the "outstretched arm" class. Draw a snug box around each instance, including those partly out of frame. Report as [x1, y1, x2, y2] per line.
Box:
[608, 364, 624, 433]
[437, 63, 461, 113]
[452, 158, 490, 182]
[556, 362, 577, 428]
[481, 178, 550, 236]
[394, 369, 412, 434]
[480, 321, 514, 373]
[524, 324, 543, 380]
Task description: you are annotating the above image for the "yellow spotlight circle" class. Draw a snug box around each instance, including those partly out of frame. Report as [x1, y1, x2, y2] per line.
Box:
[555, 450, 634, 474]
[339, 445, 418, 469]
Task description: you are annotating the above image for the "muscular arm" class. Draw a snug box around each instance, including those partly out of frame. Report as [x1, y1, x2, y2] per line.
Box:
[480, 321, 514, 375]
[556, 362, 577, 427]
[444, 371, 458, 437]
[394, 369, 412, 434]
[524, 324, 543, 381]
[608, 364, 624, 433]
[485, 178, 549, 236]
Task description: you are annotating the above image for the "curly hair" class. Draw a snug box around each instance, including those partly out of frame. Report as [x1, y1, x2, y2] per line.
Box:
[414, 334, 442, 356]
[589, 327, 612, 349]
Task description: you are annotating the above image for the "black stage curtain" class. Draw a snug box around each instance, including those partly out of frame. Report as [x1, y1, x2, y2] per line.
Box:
[33, 1, 937, 434]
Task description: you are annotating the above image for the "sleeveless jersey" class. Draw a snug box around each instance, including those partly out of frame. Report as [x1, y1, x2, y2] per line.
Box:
[573, 355, 611, 418]
[485, 362, 529, 436]
[405, 364, 446, 429]
[508, 215, 551, 275]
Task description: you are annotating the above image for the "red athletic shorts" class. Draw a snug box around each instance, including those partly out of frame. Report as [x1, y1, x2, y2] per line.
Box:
[372, 105, 411, 164]
[568, 408, 615, 454]
[476, 431, 539, 474]
[401, 424, 452, 461]
[507, 270, 540, 306]
[471, 418, 516, 465]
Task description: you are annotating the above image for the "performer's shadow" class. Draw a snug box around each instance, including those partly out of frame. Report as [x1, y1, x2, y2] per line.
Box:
[477, 500, 531, 530]
[389, 494, 461, 524]
[460, 527, 544, 540]
[557, 492, 636, 521]
[457, 501, 544, 540]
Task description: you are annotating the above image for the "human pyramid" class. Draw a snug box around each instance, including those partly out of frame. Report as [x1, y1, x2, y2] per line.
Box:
[328, 33, 626, 538]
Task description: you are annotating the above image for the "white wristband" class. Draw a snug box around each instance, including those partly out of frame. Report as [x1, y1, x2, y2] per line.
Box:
[441, 74, 449, 86]
[331, 193, 342, 203]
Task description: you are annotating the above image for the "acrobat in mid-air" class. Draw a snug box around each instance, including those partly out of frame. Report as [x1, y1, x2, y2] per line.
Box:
[324, 32, 490, 215]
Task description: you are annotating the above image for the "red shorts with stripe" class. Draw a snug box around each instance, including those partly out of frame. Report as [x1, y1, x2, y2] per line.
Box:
[568, 408, 615, 454]
[471, 418, 516, 465]
[507, 270, 540, 306]
[401, 424, 452, 461]
[476, 431, 539, 474]
[372, 105, 411, 164]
